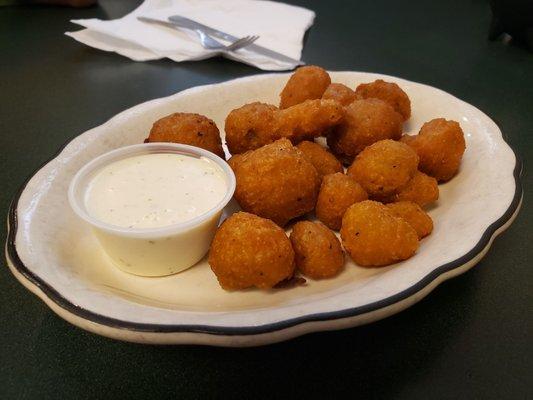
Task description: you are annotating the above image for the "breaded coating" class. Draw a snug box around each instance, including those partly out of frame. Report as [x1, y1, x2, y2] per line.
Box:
[275, 99, 344, 143]
[148, 112, 224, 158]
[386, 201, 433, 238]
[340, 200, 419, 267]
[347, 140, 419, 197]
[322, 83, 357, 106]
[225, 102, 278, 155]
[296, 141, 343, 179]
[327, 98, 403, 163]
[316, 173, 368, 230]
[231, 139, 320, 227]
[227, 152, 246, 171]
[399, 133, 416, 146]
[372, 170, 439, 206]
[225, 99, 343, 155]
[395, 171, 439, 206]
[290, 221, 344, 279]
[401, 119, 466, 182]
[280, 66, 331, 109]
[355, 79, 411, 121]
[209, 212, 295, 290]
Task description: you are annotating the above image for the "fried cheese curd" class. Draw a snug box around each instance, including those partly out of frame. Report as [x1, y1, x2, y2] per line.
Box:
[230, 139, 320, 227]
[279, 65, 331, 109]
[401, 118, 466, 182]
[395, 170, 439, 206]
[347, 140, 419, 198]
[322, 83, 357, 106]
[327, 98, 403, 163]
[315, 173, 368, 230]
[147, 112, 224, 158]
[355, 79, 411, 121]
[227, 152, 246, 171]
[374, 170, 439, 206]
[275, 99, 344, 143]
[386, 201, 433, 239]
[296, 140, 343, 179]
[224, 102, 278, 155]
[340, 200, 419, 267]
[208, 212, 295, 290]
[225, 99, 344, 155]
[290, 221, 344, 279]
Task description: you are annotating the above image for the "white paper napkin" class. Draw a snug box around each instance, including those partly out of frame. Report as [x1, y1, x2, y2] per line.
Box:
[66, 0, 315, 71]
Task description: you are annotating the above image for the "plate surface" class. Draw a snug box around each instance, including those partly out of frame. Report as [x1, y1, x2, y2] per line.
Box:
[6, 72, 522, 346]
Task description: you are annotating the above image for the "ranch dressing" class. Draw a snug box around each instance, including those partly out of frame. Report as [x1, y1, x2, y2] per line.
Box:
[85, 153, 227, 229]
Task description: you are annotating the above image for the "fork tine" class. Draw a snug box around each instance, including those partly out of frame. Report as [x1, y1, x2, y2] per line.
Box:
[225, 36, 250, 51]
[225, 37, 246, 51]
[226, 35, 259, 51]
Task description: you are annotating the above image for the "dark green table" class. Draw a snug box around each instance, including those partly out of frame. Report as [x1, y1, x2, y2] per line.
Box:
[1, 0, 531, 398]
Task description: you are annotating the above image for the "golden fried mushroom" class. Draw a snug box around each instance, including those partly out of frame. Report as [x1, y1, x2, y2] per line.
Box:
[224, 102, 278, 155]
[340, 200, 419, 267]
[386, 201, 433, 239]
[231, 139, 320, 227]
[399, 133, 416, 146]
[279, 65, 331, 109]
[316, 173, 368, 230]
[347, 139, 419, 197]
[296, 141, 343, 179]
[401, 119, 466, 182]
[372, 170, 439, 206]
[290, 221, 344, 279]
[209, 212, 295, 290]
[395, 170, 439, 206]
[355, 79, 411, 121]
[224, 99, 343, 155]
[148, 112, 224, 158]
[227, 153, 242, 170]
[327, 98, 403, 163]
[275, 99, 344, 143]
[322, 83, 358, 106]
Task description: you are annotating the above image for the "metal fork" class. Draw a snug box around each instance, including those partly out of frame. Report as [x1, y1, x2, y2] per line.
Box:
[137, 17, 258, 52]
[196, 31, 259, 51]
[223, 35, 259, 51]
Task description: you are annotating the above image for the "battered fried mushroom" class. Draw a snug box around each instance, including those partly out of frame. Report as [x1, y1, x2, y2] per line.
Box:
[280, 66, 331, 109]
[296, 141, 343, 179]
[290, 221, 344, 279]
[227, 153, 245, 171]
[355, 79, 411, 121]
[395, 171, 439, 206]
[225, 99, 343, 155]
[231, 139, 320, 227]
[275, 99, 344, 143]
[316, 173, 368, 230]
[147, 113, 224, 158]
[340, 200, 419, 266]
[401, 119, 466, 182]
[327, 98, 403, 163]
[372, 170, 439, 206]
[347, 140, 419, 197]
[322, 83, 357, 106]
[224, 102, 278, 155]
[386, 201, 433, 238]
[208, 212, 295, 290]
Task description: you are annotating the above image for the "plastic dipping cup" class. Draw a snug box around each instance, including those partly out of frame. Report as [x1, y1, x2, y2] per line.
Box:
[68, 143, 235, 277]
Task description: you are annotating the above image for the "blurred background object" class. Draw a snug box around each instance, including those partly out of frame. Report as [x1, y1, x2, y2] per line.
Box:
[489, 0, 533, 51]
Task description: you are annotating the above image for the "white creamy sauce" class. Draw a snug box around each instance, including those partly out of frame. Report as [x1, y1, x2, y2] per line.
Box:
[85, 153, 227, 229]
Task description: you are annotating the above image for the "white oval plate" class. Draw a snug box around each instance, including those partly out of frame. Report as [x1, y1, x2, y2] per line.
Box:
[5, 72, 522, 347]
